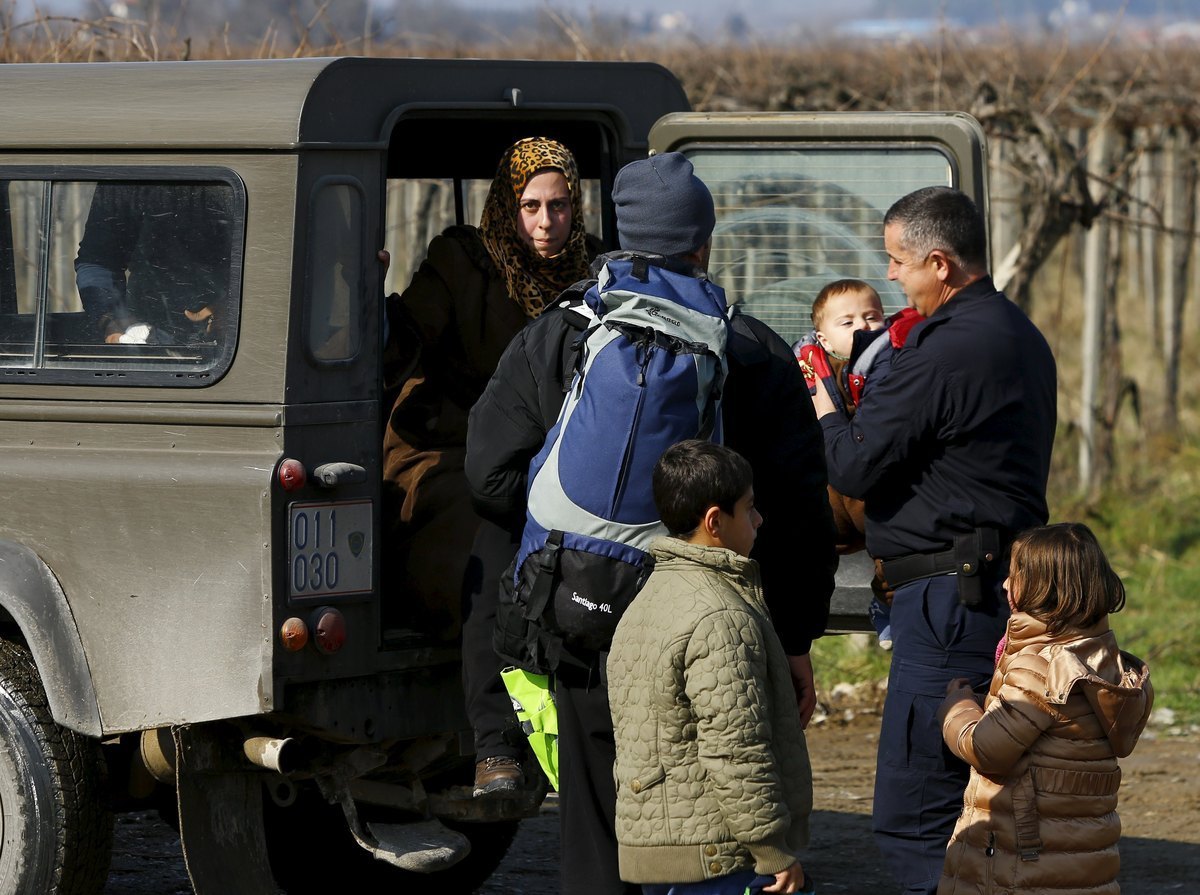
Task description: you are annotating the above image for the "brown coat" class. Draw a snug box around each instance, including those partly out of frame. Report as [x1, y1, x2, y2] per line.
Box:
[936, 613, 1153, 895]
[382, 227, 599, 637]
[382, 227, 531, 638]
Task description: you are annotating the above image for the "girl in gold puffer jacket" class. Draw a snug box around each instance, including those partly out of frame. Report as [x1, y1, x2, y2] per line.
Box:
[937, 522, 1153, 895]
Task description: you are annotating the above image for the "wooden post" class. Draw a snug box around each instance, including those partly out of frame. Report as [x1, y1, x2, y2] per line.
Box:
[1072, 126, 1090, 289]
[1079, 125, 1113, 496]
[1134, 130, 1161, 350]
[1160, 128, 1194, 435]
[989, 138, 1018, 273]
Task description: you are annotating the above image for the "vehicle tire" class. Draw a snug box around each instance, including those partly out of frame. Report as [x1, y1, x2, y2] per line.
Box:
[0, 638, 112, 895]
[264, 784, 519, 894]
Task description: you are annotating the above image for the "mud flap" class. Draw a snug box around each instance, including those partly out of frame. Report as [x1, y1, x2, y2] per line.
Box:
[315, 753, 471, 872]
[360, 819, 471, 871]
[175, 727, 280, 894]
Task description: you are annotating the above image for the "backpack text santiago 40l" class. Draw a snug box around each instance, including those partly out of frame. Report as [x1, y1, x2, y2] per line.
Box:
[495, 252, 732, 672]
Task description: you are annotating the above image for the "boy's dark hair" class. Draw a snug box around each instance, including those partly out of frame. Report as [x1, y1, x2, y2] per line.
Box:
[653, 440, 753, 538]
[810, 278, 882, 328]
[1008, 522, 1126, 633]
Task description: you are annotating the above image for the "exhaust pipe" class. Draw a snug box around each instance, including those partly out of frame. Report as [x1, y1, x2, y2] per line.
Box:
[139, 727, 176, 785]
[244, 736, 297, 774]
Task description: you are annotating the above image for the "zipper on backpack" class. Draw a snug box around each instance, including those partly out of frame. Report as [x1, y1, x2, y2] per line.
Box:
[613, 340, 653, 515]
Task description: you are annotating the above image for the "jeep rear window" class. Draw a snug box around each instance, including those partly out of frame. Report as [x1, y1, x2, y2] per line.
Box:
[0, 174, 243, 385]
[687, 146, 953, 345]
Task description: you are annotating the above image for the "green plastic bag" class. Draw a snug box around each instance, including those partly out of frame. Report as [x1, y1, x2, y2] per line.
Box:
[500, 667, 559, 791]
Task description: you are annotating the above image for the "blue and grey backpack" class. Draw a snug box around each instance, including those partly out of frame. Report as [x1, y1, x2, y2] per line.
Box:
[495, 252, 732, 672]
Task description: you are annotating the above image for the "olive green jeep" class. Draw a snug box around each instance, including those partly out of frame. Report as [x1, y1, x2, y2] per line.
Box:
[0, 57, 987, 894]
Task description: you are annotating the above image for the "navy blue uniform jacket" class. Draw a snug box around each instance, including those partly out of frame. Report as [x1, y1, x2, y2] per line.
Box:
[820, 277, 1057, 559]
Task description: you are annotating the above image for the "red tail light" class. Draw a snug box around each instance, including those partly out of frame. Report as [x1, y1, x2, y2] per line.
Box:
[310, 606, 346, 654]
[278, 458, 306, 491]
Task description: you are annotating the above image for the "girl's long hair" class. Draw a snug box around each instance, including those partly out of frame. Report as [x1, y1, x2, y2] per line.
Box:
[1008, 522, 1125, 633]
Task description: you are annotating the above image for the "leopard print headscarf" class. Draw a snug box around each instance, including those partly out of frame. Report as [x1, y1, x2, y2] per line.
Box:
[479, 137, 590, 318]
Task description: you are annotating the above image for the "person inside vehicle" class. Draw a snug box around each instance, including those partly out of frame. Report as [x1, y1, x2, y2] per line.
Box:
[75, 181, 235, 345]
[381, 136, 600, 798]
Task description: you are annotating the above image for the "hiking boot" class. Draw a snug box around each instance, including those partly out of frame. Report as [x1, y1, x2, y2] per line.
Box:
[473, 756, 522, 797]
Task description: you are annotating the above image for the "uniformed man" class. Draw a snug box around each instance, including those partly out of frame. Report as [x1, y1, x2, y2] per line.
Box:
[812, 186, 1057, 895]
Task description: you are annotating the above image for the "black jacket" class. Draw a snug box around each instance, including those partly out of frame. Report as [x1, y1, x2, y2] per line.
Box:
[821, 277, 1057, 559]
[465, 255, 837, 656]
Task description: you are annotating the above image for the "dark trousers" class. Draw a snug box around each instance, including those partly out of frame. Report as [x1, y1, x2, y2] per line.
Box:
[872, 574, 1008, 895]
[556, 663, 640, 895]
[460, 520, 522, 759]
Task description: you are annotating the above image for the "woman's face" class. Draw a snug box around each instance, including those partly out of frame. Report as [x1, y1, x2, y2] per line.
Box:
[516, 170, 572, 258]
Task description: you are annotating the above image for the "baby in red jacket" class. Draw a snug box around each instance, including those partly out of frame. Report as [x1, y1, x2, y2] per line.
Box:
[793, 280, 888, 554]
[793, 280, 921, 649]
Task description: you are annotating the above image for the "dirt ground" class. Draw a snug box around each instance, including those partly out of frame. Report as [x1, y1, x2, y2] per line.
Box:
[102, 706, 1200, 894]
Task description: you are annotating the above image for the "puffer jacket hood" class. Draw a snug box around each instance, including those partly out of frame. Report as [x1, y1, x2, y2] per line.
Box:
[1040, 629, 1153, 759]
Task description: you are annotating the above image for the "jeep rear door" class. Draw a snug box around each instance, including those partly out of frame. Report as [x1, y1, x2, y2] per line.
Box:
[648, 112, 989, 629]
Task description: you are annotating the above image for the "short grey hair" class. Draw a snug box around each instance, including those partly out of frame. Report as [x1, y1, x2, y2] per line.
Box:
[884, 186, 987, 272]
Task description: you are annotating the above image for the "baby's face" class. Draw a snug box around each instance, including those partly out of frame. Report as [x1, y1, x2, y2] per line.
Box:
[815, 289, 885, 358]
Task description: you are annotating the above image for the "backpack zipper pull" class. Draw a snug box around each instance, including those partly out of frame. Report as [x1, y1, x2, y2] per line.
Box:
[637, 341, 654, 386]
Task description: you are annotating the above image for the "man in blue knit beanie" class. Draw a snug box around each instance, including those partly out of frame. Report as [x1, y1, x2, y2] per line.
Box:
[466, 151, 836, 895]
[612, 152, 716, 258]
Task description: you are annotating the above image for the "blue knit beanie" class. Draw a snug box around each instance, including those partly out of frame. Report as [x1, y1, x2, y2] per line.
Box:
[612, 152, 716, 257]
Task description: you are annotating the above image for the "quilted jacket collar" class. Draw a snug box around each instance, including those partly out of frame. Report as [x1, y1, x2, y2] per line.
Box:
[649, 537, 763, 609]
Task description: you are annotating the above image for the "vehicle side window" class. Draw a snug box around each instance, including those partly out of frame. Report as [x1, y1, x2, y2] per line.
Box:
[687, 147, 953, 344]
[307, 180, 365, 364]
[0, 175, 243, 385]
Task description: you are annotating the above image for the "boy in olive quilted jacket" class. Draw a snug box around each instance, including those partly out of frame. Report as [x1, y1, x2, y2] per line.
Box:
[607, 441, 815, 895]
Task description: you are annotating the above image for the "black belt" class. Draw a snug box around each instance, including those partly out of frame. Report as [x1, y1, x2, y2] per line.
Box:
[882, 528, 1006, 607]
[881, 549, 959, 589]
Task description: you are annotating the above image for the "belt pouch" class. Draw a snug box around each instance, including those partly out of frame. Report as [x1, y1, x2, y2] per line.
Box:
[952, 528, 998, 608]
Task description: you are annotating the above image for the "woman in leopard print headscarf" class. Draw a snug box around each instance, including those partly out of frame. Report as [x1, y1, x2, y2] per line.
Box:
[383, 137, 598, 794]
[479, 136, 592, 317]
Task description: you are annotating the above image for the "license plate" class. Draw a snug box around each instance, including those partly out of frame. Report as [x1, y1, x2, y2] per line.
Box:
[288, 499, 372, 598]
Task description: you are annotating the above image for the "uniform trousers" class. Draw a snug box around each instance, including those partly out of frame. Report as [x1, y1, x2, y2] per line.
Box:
[556, 661, 640, 895]
[872, 574, 1008, 895]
